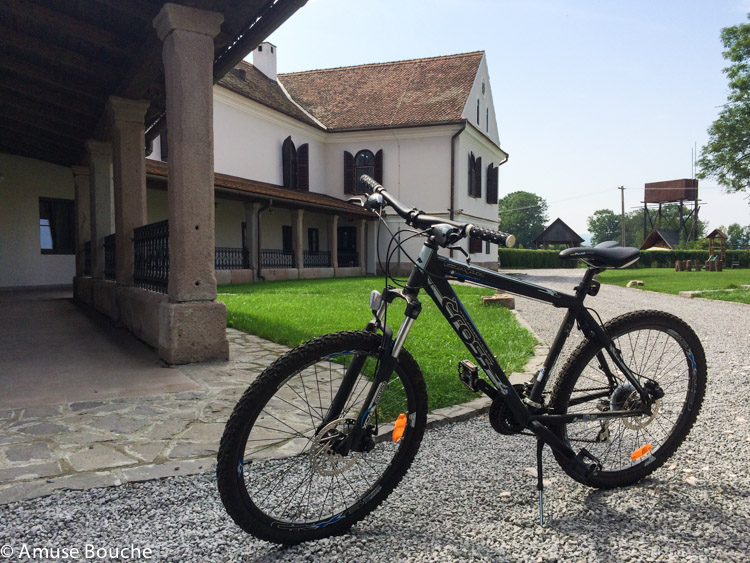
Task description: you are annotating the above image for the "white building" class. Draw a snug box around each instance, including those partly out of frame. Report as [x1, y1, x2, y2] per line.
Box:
[147, 44, 508, 278]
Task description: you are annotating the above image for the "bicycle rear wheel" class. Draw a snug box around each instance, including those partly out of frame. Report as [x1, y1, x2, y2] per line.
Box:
[550, 310, 706, 488]
[217, 331, 427, 544]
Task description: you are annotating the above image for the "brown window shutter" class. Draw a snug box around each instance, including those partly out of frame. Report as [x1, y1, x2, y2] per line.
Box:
[297, 144, 309, 191]
[344, 151, 354, 194]
[469, 236, 483, 254]
[282, 136, 296, 188]
[486, 163, 498, 204]
[468, 152, 475, 197]
[474, 156, 482, 199]
[374, 149, 383, 183]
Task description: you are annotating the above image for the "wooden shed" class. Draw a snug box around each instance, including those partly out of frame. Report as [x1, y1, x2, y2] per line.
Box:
[533, 218, 584, 249]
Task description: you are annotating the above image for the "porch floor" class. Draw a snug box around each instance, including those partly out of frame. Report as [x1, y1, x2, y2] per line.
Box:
[0, 288, 199, 410]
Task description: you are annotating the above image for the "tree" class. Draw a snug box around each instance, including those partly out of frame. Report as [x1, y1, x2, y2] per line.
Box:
[697, 14, 750, 198]
[587, 209, 621, 245]
[726, 222, 750, 248]
[497, 191, 548, 248]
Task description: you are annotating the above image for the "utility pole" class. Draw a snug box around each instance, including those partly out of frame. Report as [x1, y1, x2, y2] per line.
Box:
[618, 186, 626, 246]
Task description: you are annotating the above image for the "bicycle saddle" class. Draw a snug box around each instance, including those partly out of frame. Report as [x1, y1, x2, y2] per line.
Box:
[559, 241, 640, 269]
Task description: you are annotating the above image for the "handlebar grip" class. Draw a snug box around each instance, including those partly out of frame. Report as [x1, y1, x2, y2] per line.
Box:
[359, 174, 383, 194]
[469, 225, 516, 248]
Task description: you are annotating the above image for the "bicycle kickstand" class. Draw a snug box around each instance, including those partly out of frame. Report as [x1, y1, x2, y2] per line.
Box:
[536, 437, 545, 527]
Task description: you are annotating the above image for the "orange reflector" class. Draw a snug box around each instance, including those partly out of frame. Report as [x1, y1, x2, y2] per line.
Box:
[630, 443, 653, 460]
[392, 413, 408, 442]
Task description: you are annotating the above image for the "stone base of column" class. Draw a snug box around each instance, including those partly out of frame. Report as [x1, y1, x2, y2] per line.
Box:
[73, 276, 94, 307]
[158, 301, 229, 364]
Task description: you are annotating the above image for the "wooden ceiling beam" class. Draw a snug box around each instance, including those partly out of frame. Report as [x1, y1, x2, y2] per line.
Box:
[85, 0, 158, 23]
[0, 119, 84, 152]
[0, 79, 102, 118]
[0, 54, 106, 102]
[0, 101, 93, 138]
[0, 26, 120, 83]
[10, 0, 131, 56]
[0, 115, 85, 145]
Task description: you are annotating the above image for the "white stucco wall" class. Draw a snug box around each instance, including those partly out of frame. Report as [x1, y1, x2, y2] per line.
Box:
[462, 53, 501, 146]
[212, 87, 326, 189]
[0, 153, 76, 287]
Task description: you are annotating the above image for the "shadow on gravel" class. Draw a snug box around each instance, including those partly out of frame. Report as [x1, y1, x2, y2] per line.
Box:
[549, 477, 749, 559]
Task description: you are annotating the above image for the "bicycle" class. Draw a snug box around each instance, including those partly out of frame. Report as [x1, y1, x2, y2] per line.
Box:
[217, 175, 706, 545]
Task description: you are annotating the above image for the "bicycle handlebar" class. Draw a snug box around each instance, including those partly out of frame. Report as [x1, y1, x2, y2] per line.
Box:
[360, 175, 516, 248]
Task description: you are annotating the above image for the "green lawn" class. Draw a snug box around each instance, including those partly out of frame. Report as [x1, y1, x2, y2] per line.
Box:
[598, 268, 750, 294]
[693, 288, 750, 305]
[217, 277, 537, 412]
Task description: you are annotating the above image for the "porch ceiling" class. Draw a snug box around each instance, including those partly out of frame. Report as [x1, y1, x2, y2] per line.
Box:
[0, 0, 307, 168]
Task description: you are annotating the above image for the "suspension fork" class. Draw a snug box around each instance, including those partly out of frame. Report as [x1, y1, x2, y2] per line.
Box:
[321, 285, 422, 452]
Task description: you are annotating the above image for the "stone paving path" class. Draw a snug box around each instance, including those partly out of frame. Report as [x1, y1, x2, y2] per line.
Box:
[0, 324, 546, 505]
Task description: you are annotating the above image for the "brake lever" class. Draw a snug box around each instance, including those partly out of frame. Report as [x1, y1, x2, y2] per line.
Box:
[448, 245, 471, 264]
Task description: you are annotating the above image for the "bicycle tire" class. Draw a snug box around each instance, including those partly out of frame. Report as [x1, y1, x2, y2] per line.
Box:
[550, 310, 706, 488]
[216, 330, 427, 544]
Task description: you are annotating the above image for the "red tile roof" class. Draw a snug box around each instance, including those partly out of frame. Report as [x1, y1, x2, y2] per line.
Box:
[217, 62, 322, 128]
[279, 51, 483, 130]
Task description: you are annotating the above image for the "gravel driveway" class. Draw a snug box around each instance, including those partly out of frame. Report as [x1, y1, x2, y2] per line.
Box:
[2, 270, 748, 562]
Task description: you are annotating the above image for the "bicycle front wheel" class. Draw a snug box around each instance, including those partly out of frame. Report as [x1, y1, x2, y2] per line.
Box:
[550, 310, 706, 488]
[216, 331, 427, 544]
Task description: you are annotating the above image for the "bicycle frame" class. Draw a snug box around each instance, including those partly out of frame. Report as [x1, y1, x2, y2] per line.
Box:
[325, 236, 654, 473]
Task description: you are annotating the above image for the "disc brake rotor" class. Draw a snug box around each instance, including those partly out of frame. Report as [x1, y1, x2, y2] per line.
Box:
[309, 418, 360, 476]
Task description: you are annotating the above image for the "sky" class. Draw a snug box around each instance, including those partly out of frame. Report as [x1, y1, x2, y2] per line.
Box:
[265, 0, 750, 235]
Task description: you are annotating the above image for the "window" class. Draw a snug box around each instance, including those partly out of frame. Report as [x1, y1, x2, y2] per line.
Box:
[476, 99, 480, 124]
[344, 149, 383, 194]
[354, 150, 375, 193]
[39, 198, 74, 254]
[468, 152, 482, 198]
[281, 137, 309, 191]
[469, 237, 483, 254]
[308, 228, 319, 253]
[282, 225, 293, 254]
[486, 108, 489, 132]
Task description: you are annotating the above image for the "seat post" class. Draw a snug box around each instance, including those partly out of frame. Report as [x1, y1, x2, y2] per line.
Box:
[574, 267, 601, 300]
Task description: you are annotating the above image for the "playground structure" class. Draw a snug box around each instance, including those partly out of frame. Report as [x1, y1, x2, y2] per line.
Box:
[642, 179, 701, 243]
[674, 229, 728, 272]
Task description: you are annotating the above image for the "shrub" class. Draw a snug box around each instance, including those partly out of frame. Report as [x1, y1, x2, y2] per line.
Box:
[498, 249, 578, 269]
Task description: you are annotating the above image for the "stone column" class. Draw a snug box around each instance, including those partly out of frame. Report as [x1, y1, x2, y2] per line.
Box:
[359, 219, 368, 274]
[154, 3, 228, 363]
[107, 96, 150, 286]
[244, 202, 259, 270]
[291, 209, 304, 269]
[329, 215, 339, 269]
[72, 166, 90, 277]
[86, 140, 114, 280]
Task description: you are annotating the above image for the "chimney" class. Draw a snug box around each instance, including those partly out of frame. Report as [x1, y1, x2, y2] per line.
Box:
[253, 42, 277, 81]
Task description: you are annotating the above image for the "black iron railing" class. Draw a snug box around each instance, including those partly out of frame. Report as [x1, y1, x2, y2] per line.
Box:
[261, 249, 295, 269]
[303, 250, 331, 268]
[215, 247, 250, 270]
[83, 241, 91, 276]
[104, 234, 116, 281]
[337, 251, 359, 267]
[134, 220, 169, 293]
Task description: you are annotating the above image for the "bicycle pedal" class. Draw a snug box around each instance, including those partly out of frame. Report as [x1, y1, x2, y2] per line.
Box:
[458, 360, 479, 392]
